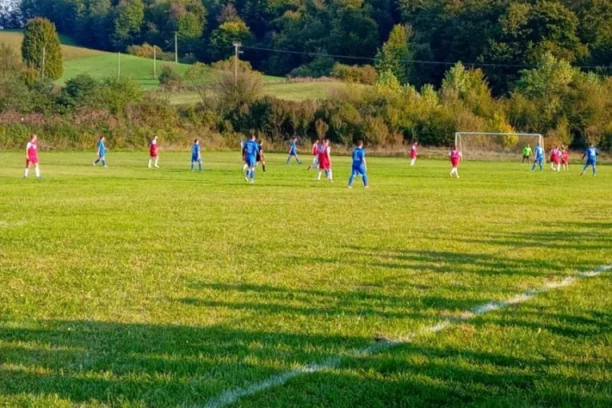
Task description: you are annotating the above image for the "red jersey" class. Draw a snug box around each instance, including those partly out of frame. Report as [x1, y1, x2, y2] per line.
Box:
[150, 141, 158, 157]
[561, 151, 569, 163]
[550, 148, 560, 163]
[311, 142, 319, 156]
[410, 144, 418, 159]
[27, 141, 38, 164]
[449, 149, 461, 166]
[317, 144, 331, 170]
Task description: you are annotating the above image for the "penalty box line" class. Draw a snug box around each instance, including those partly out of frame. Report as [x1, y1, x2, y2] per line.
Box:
[204, 265, 612, 408]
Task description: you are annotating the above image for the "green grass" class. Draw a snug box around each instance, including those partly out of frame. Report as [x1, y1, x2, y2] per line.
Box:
[0, 152, 611, 407]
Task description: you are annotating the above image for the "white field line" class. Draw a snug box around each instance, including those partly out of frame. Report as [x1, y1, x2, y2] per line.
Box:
[204, 265, 612, 408]
[0, 221, 27, 228]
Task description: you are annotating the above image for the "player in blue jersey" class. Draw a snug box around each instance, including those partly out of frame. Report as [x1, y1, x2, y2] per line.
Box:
[93, 136, 107, 167]
[580, 143, 599, 176]
[191, 139, 203, 171]
[348, 140, 368, 189]
[286, 137, 301, 164]
[530, 143, 545, 172]
[243, 133, 260, 183]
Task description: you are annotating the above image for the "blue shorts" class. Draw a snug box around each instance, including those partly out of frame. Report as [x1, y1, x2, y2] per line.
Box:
[246, 156, 257, 167]
[289, 150, 297, 156]
[535, 157, 543, 163]
[586, 159, 596, 166]
[192, 155, 201, 162]
[352, 165, 366, 176]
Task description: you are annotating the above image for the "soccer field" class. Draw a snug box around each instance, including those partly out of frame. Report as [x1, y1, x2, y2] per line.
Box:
[0, 152, 611, 407]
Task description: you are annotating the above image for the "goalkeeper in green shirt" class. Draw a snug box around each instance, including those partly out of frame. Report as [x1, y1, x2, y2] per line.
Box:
[522, 144, 533, 164]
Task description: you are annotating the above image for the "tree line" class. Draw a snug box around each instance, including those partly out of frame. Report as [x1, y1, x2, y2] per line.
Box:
[5, 0, 611, 94]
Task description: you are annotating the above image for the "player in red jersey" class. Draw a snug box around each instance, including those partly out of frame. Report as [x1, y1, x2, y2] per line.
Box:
[316, 138, 333, 182]
[24, 134, 41, 179]
[307, 140, 320, 171]
[550, 146, 560, 172]
[560, 146, 569, 171]
[410, 142, 418, 166]
[449, 146, 462, 178]
[148, 135, 159, 168]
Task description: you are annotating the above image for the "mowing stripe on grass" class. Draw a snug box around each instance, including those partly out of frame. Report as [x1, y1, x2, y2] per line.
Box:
[204, 265, 612, 408]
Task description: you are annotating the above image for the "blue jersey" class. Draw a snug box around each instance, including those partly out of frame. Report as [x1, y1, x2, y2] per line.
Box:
[289, 141, 297, 153]
[97, 140, 106, 155]
[192, 143, 200, 157]
[244, 140, 260, 158]
[352, 147, 366, 167]
[534, 146, 544, 159]
[585, 147, 599, 162]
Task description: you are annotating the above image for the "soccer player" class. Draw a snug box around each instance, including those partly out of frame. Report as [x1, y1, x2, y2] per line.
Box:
[449, 145, 462, 178]
[93, 136, 107, 167]
[531, 143, 545, 172]
[316, 138, 333, 182]
[24, 134, 41, 179]
[243, 133, 260, 183]
[410, 142, 418, 166]
[560, 147, 569, 171]
[148, 135, 159, 168]
[307, 139, 320, 171]
[257, 139, 266, 172]
[348, 140, 368, 188]
[522, 144, 532, 164]
[286, 137, 301, 164]
[550, 145, 560, 171]
[580, 143, 599, 176]
[191, 139, 203, 171]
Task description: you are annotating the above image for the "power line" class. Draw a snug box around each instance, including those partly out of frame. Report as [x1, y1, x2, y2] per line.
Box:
[241, 45, 611, 71]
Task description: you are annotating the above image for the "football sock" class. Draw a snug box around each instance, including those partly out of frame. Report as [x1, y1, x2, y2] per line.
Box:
[35, 167, 40, 178]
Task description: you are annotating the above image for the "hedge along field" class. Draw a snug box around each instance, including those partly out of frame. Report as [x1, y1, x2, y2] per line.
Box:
[0, 151, 611, 407]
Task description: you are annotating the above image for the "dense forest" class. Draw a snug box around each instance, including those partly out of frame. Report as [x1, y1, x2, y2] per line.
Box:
[1, 1, 611, 151]
[2, 0, 611, 93]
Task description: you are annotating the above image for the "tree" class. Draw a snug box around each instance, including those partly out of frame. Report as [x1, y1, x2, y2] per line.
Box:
[0, 0, 23, 29]
[111, 0, 144, 50]
[515, 53, 577, 129]
[375, 24, 412, 84]
[21, 17, 64, 80]
[209, 18, 253, 61]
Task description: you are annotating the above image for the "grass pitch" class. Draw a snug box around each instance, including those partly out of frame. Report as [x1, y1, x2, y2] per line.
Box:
[0, 152, 611, 407]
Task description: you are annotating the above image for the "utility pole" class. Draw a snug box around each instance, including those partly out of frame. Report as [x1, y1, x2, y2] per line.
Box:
[233, 42, 242, 86]
[41, 46, 46, 79]
[153, 46, 157, 79]
[118, 52, 121, 78]
[175, 32, 178, 64]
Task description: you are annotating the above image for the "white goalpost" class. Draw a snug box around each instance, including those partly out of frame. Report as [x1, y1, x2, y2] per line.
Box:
[454, 132, 544, 160]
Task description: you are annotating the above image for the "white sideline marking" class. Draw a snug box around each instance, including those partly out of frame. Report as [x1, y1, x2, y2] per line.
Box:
[0, 221, 26, 228]
[204, 265, 612, 408]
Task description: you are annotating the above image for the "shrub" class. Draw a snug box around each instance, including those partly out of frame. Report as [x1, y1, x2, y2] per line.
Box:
[159, 65, 184, 90]
[331, 63, 377, 85]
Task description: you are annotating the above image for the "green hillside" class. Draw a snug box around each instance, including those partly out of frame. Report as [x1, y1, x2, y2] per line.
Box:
[0, 30, 336, 98]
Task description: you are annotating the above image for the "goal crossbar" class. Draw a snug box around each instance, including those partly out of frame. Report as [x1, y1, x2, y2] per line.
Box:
[454, 131, 544, 160]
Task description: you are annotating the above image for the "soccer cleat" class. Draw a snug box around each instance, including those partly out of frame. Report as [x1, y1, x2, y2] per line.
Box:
[348, 185, 352, 189]
[93, 162, 96, 166]
[244, 177, 249, 183]
[155, 165, 159, 168]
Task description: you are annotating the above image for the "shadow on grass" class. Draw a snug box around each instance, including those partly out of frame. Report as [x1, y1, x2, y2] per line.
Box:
[0, 320, 369, 405]
[243, 340, 612, 408]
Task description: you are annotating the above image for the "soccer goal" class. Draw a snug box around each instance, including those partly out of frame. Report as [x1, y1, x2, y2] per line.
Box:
[454, 132, 544, 160]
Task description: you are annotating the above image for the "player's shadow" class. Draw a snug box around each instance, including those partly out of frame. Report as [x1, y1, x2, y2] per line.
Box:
[180, 281, 488, 320]
[246, 339, 612, 407]
[0, 320, 370, 406]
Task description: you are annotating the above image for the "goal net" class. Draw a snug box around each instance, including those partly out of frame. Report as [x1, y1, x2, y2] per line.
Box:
[455, 132, 544, 160]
